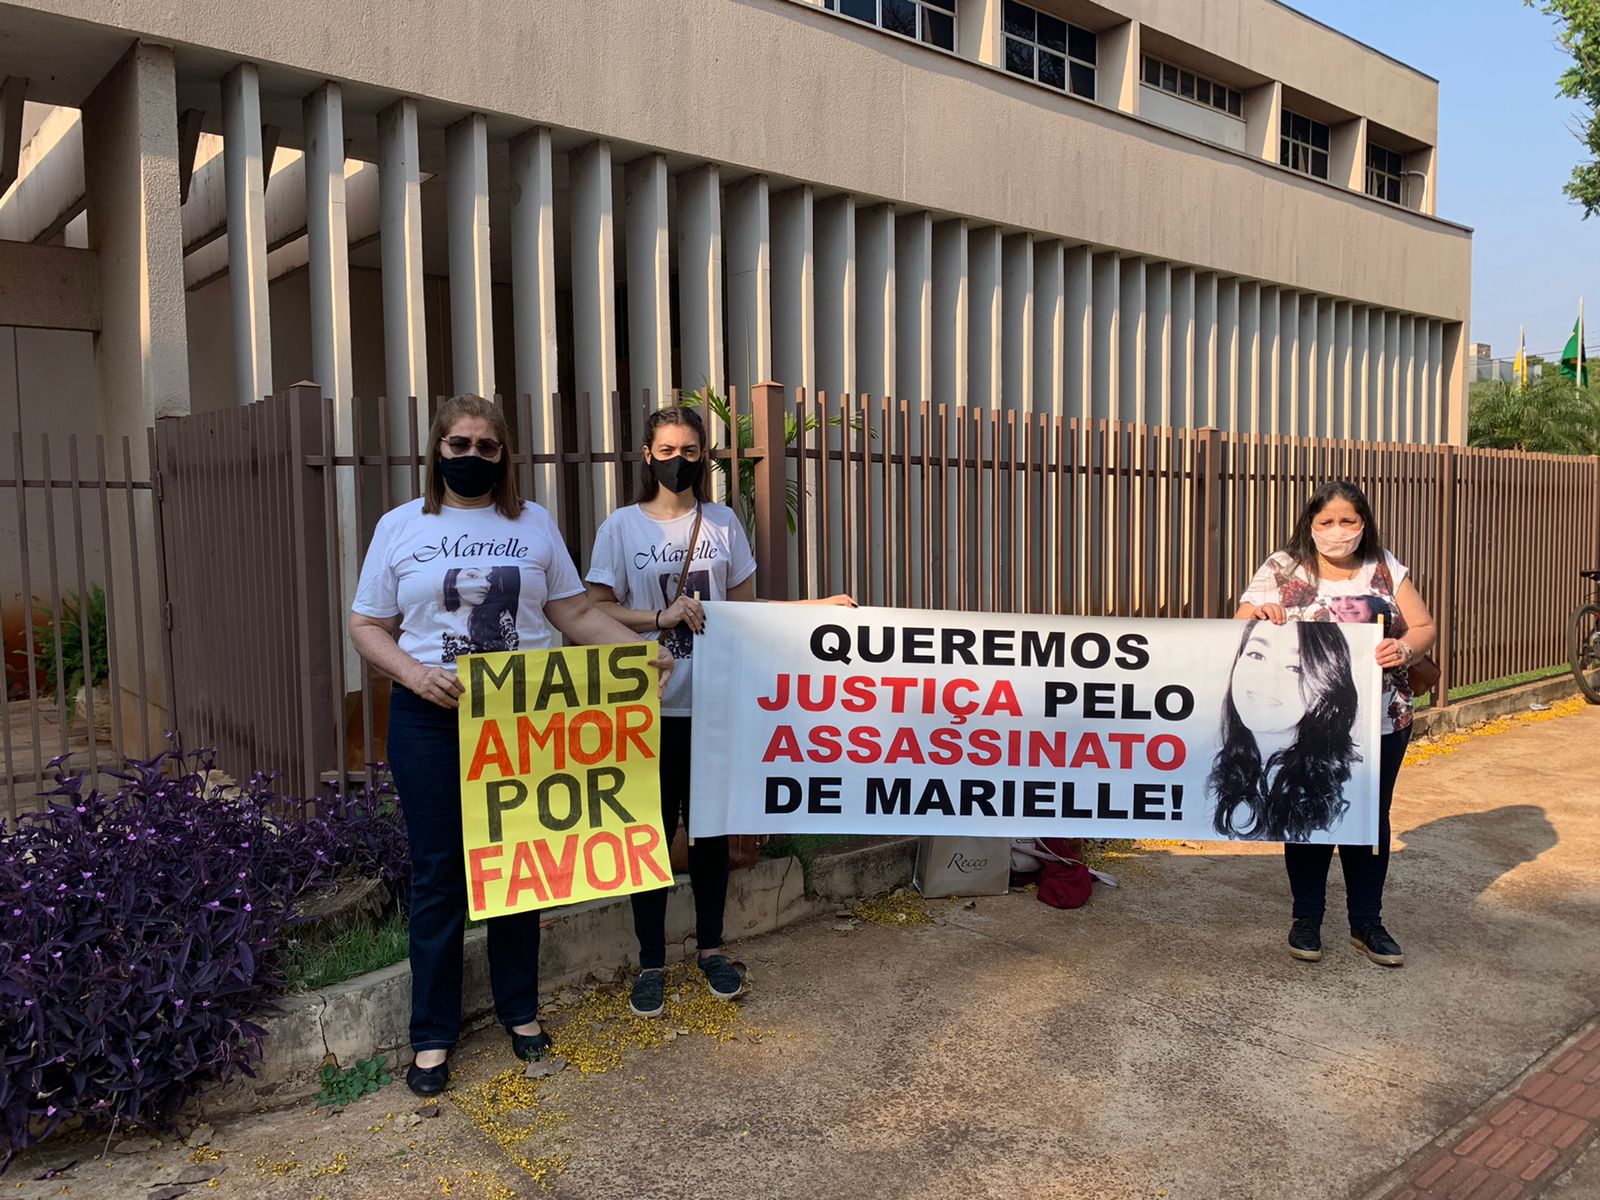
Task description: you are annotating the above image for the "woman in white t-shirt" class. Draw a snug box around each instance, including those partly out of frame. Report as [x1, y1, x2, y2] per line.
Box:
[1233, 480, 1436, 969]
[586, 405, 853, 1019]
[350, 394, 671, 1098]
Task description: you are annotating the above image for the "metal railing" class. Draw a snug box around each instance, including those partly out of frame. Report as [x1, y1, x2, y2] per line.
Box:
[0, 431, 170, 820]
[6, 382, 1596, 817]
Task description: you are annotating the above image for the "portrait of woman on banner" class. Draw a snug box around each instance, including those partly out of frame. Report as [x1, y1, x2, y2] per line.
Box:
[1209, 618, 1363, 843]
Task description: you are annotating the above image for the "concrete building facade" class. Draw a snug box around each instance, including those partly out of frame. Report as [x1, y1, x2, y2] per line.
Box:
[0, 0, 1472, 476]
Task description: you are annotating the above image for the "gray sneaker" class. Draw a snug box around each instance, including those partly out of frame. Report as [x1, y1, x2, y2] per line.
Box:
[698, 954, 745, 999]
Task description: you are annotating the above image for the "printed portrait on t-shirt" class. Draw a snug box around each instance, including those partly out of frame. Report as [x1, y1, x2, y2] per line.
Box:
[1323, 593, 1393, 626]
[655, 568, 710, 661]
[440, 565, 521, 662]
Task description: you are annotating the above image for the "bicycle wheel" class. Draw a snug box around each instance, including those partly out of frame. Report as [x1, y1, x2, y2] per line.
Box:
[1571, 602, 1600, 705]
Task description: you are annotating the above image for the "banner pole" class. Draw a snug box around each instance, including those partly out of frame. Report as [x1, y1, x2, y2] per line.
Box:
[1374, 612, 1384, 855]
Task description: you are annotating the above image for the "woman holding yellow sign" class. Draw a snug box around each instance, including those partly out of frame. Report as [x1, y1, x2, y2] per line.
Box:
[350, 394, 672, 1098]
[587, 405, 853, 1020]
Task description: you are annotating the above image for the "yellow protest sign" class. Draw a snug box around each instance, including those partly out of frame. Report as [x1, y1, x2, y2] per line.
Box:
[457, 644, 670, 919]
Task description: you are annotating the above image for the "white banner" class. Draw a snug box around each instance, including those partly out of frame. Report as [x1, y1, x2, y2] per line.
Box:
[691, 604, 1382, 844]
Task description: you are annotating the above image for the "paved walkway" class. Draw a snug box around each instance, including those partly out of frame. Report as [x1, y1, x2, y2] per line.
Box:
[11, 700, 1600, 1200]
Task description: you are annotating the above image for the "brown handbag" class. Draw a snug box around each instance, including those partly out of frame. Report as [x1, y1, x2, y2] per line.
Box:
[1371, 559, 1439, 697]
[665, 504, 765, 872]
[1407, 655, 1441, 697]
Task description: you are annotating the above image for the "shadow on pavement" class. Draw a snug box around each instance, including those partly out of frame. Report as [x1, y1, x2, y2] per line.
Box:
[1395, 804, 1559, 902]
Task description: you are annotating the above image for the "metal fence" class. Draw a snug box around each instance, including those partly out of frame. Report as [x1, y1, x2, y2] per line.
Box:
[789, 392, 1600, 708]
[4, 383, 1597, 817]
[0, 430, 170, 819]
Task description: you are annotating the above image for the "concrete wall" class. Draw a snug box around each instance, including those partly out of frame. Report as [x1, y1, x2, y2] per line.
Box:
[1117, 0, 1438, 145]
[1138, 86, 1247, 153]
[3, 0, 1466, 324]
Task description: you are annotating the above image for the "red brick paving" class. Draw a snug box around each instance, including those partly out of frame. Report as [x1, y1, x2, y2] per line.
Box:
[1374, 1019, 1600, 1200]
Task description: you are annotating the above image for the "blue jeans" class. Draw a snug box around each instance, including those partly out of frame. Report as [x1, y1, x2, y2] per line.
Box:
[1283, 724, 1413, 929]
[387, 685, 543, 1052]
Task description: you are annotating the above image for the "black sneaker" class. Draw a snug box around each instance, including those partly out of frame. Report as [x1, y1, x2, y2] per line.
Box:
[1349, 924, 1405, 967]
[629, 968, 665, 1017]
[698, 954, 745, 1000]
[1288, 917, 1323, 962]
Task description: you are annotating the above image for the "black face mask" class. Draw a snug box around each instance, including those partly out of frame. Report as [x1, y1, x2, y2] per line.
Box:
[649, 455, 703, 495]
[438, 453, 505, 499]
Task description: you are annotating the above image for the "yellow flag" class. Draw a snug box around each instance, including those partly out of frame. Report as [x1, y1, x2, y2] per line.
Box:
[1513, 326, 1527, 392]
[457, 645, 670, 918]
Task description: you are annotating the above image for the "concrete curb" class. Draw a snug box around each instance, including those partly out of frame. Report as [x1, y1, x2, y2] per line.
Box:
[1412, 674, 1592, 738]
[211, 837, 917, 1114]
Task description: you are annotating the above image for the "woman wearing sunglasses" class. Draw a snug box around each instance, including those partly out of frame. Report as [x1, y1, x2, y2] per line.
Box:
[350, 394, 672, 1097]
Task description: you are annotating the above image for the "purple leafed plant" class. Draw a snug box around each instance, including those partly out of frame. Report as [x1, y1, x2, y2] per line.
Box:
[0, 749, 409, 1172]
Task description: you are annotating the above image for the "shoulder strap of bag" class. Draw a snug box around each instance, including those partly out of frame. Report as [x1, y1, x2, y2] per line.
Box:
[1023, 838, 1120, 888]
[672, 503, 706, 603]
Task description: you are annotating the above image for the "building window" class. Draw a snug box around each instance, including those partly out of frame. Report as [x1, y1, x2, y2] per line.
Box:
[1002, 1, 1096, 99]
[1140, 54, 1242, 117]
[1366, 142, 1403, 204]
[1280, 109, 1330, 179]
[822, 0, 957, 51]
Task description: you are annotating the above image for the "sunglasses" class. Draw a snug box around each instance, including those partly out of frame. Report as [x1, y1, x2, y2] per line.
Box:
[441, 435, 504, 458]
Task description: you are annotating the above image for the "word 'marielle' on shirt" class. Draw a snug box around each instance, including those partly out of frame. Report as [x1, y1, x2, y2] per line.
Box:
[414, 534, 531, 563]
[631, 538, 721, 572]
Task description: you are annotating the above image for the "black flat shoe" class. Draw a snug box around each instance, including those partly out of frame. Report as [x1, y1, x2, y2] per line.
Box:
[406, 1061, 449, 1097]
[511, 1028, 553, 1061]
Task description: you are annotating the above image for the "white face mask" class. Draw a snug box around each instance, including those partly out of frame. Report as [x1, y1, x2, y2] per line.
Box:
[1312, 525, 1364, 560]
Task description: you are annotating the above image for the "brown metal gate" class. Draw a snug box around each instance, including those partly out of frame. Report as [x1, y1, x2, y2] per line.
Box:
[155, 387, 336, 797]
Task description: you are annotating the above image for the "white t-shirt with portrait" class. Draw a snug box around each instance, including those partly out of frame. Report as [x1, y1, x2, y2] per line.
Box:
[1239, 549, 1413, 734]
[352, 498, 585, 670]
[586, 503, 757, 717]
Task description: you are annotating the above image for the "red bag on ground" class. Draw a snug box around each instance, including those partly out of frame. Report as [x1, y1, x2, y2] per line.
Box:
[1035, 838, 1093, 909]
[1011, 837, 1117, 910]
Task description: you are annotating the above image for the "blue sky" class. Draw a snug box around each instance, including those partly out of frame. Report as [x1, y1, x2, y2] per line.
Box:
[1290, 0, 1599, 361]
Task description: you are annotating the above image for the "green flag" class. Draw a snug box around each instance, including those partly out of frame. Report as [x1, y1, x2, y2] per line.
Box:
[1560, 314, 1588, 385]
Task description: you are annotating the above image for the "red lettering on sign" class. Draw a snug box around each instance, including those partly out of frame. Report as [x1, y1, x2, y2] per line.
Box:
[625, 823, 670, 886]
[467, 721, 513, 781]
[762, 725, 802, 762]
[584, 832, 627, 891]
[468, 845, 504, 913]
[533, 835, 579, 900]
[1069, 733, 1110, 770]
[568, 710, 614, 766]
[505, 842, 551, 906]
[615, 704, 655, 760]
[516, 713, 564, 772]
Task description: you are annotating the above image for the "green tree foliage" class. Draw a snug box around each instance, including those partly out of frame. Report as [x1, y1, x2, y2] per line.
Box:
[1468, 375, 1600, 452]
[1531, 1, 1600, 214]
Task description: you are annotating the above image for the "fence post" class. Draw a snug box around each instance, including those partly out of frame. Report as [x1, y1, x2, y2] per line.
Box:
[1196, 426, 1224, 618]
[284, 384, 337, 797]
[751, 381, 792, 601]
[1433, 442, 1457, 708]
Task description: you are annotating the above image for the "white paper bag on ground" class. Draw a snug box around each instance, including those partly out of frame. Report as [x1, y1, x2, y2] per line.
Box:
[913, 837, 1012, 898]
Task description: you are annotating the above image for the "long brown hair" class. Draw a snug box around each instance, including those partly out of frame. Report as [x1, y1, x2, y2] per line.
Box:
[638, 406, 712, 504]
[422, 394, 523, 519]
